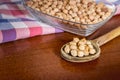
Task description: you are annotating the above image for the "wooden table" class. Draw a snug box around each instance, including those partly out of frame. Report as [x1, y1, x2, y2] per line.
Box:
[0, 15, 120, 80]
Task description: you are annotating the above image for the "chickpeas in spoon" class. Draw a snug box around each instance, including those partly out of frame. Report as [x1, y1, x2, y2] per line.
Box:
[61, 27, 120, 62]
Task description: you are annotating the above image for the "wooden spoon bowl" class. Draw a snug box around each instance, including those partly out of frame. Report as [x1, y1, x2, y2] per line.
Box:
[61, 41, 101, 62]
[61, 27, 120, 63]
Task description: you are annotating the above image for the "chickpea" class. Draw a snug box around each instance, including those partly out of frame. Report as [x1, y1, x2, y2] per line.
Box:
[92, 12, 97, 16]
[102, 16, 108, 20]
[54, 8, 59, 13]
[96, 8, 101, 13]
[70, 45, 77, 50]
[76, 0, 81, 3]
[73, 37, 79, 43]
[78, 11, 82, 15]
[68, 10, 73, 15]
[78, 38, 87, 45]
[107, 11, 111, 16]
[78, 51, 84, 57]
[43, 0, 48, 4]
[81, 9, 85, 13]
[64, 45, 70, 54]
[69, 0, 76, 5]
[75, 16, 80, 22]
[86, 19, 91, 23]
[78, 45, 85, 50]
[84, 50, 89, 56]
[76, 3, 81, 8]
[79, 15, 84, 19]
[57, 1, 63, 5]
[98, 18, 103, 22]
[58, 15, 63, 19]
[44, 5, 49, 9]
[71, 49, 78, 57]
[52, 5, 57, 8]
[82, 0, 89, 5]
[88, 44, 94, 49]
[66, 5, 71, 10]
[35, 8, 40, 11]
[46, 9, 50, 13]
[62, 13, 67, 19]
[48, 0, 53, 2]
[89, 15, 95, 21]
[57, 5, 62, 9]
[71, 13, 77, 17]
[48, 7, 52, 11]
[84, 46, 90, 56]
[86, 41, 92, 45]
[47, 2, 52, 6]
[53, 1, 58, 6]
[82, 13, 87, 17]
[81, 18, 86, 24]
[83, 4, 87, 8]
[87, 11, 92, 15]
[73, 7, 78, 12]
[63, 9, 68, 14]
[50, 11, 55, 16]
[81, 38, 87, 43]
[78, 41, 85, 45]
[89, 48, 96, 54]
[96, 15, 100, 19]
[87, 2, 93, 7]
[69, 41, 76, 45]
[91, 9, 95, 13]
[88, 15, 94, 21]
[40, 7, 45, 12]
[92, 19, 98, 24]
[63, 0, 68, 6]
[84, 16, 88, 20]
[67, 15, 72, 20]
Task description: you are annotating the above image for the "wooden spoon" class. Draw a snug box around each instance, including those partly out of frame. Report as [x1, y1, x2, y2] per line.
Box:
[61, 27, 120, 62]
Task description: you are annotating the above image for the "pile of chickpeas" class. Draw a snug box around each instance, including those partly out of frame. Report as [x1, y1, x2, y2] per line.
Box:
[27, 0, 112, 24]
[64, 38, 96, 57]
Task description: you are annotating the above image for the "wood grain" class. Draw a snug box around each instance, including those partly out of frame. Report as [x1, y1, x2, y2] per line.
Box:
[0, 15, 120, 80]
[94, 26, 120, 46]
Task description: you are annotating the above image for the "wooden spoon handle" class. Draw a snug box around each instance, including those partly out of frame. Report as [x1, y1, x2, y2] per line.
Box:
[94, 27, 120, 46]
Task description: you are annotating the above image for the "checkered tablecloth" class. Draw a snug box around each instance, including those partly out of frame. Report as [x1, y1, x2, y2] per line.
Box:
[0, 0, 63, 43]
[0, 0, 120, 43]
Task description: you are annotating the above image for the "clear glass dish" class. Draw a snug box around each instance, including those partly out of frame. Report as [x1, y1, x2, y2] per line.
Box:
[22, 0, 116, 36]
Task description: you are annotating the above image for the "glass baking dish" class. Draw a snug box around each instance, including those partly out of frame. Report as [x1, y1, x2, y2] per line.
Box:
[22, 0, 116, 36]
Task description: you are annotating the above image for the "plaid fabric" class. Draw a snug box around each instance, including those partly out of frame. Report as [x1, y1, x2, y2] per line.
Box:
[0, 0, 63, 43]
[0, 0, 120, 43]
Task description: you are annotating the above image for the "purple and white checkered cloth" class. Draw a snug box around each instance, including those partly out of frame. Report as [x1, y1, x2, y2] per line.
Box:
[0, 0, 63, 43]
[0, 0, 120, 43]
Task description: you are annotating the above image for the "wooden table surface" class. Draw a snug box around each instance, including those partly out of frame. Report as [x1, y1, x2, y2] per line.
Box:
[0, 15, 120, 80]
